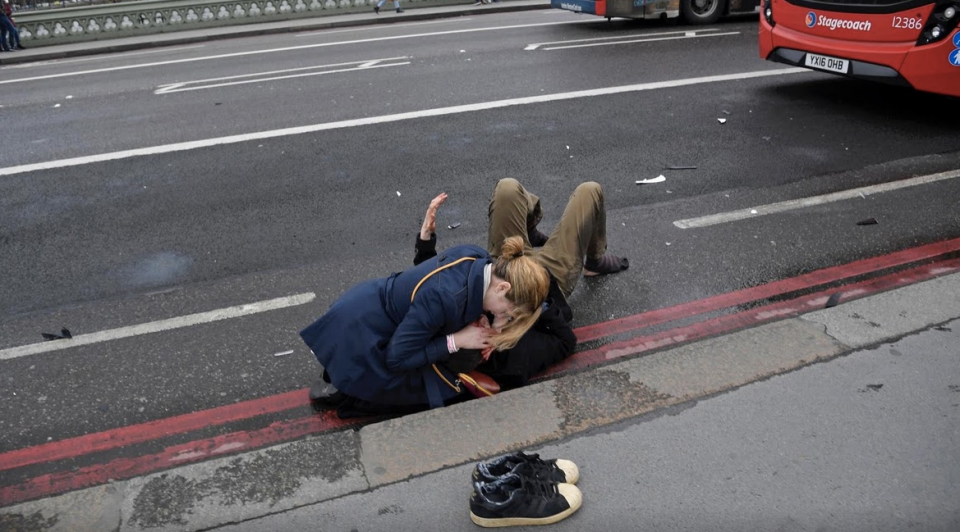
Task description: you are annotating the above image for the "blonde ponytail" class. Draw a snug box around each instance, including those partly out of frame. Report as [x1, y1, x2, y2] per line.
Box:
[490, 236, 550, 350]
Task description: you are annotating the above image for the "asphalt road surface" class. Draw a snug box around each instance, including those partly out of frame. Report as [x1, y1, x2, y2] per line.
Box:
[1, 11, 959, 478]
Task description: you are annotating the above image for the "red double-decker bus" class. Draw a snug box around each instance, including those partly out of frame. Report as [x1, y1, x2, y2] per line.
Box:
[759, 0, 960, 98]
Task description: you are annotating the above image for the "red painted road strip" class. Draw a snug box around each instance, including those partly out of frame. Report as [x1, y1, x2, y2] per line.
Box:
[3, 257, 958, 506]
[542, 257, 960, 378]
[2, 236, 960, 475]
[0, 410, 365, 507]
[0, 389, 307, 473]
[574, 236, 960, 343]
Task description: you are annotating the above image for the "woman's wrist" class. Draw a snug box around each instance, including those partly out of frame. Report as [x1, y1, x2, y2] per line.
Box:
[446, 334, 459, 353]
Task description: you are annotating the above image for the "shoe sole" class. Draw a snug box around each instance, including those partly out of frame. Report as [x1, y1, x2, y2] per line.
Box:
[469, 484, 582, 528]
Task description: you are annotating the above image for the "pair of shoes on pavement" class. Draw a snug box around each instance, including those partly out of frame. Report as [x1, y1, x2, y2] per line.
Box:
[470, 452, 582, 527]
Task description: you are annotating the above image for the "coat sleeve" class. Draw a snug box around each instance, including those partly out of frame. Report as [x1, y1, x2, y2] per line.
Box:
[383, 286, 451, 371]
[413, 234, 438, 266]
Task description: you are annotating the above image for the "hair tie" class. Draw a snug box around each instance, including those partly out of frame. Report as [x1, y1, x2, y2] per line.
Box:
[516, 250, 524, 257]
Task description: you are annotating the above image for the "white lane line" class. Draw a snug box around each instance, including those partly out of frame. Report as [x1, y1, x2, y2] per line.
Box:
[154, 57, 410, 94]
[543, 31, 741, 50]
[0, 67, 807, 177]
[296, 17, 473, 36]
[525, 28, 720, 50]
[0, 45, 207, 69]
[0, 293, 316, 361]
[0, 20, 588, 85]
[673, 169, 960, 229]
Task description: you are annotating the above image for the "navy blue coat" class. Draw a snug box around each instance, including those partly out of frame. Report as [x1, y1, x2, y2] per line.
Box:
[300, 244, 491, 408]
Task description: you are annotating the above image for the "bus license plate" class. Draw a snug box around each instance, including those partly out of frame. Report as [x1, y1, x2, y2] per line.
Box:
[804, 53, 849, 74]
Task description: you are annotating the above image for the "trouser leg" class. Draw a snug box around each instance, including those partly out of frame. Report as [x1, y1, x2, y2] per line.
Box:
[536, 182, 606, 298]
[487, 178, 541, 256]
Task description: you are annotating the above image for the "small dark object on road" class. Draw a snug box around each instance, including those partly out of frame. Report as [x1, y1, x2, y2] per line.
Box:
[447, 223, 461, 230]
[856, 218, 878, 226]
[215, 102, 222, 106]
[667, 165, 698, 170]
[41, 328, 72, 341]
[866, 384, 883, 391]
[825, 293, 841, 308]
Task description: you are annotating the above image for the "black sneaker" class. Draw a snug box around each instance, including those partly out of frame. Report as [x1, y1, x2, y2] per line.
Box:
[470, 473, 582, 527]
[474, 452, 579, 485]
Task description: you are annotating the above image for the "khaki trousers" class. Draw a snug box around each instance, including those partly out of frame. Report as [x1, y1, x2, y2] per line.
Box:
[487, 178, 607, 298]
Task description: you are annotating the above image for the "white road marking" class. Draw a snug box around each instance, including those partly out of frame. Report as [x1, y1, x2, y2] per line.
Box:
[673, 169, 960, 229]
[525, 28, 720, 50]
[0, 20, 589, 85]
[0, 45, 207, 69]
[0, 293, 316, 361]
[154, 57, 410, 94]
[296, 17, 473, 36]
[0, 67, 807, 177]
[543, 31, 741, 50]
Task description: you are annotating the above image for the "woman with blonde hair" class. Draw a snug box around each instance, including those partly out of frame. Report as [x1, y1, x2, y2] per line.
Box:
[300, 235, 549, 415]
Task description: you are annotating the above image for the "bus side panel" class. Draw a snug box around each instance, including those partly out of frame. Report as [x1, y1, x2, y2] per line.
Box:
[550, 0, 605, 16]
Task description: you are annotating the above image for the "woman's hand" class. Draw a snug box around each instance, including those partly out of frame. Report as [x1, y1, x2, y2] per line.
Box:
[420, 193, 448, 241]
[473, 315, 496, 360]
[453, 320, 494, 351]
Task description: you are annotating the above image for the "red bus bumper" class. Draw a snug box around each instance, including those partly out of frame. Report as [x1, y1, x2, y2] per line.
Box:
[759, 5, 960, 98]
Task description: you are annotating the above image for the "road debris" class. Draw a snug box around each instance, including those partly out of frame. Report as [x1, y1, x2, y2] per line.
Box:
[447, 223, 461, 230]
[667, 165, 697, 170]
[396, 191, 401, 196]
[273, 350, 294, 357]
[718, 118, 727, 124]
[856, 218, 878, 226]
[825, 293, 841, 308]
[41, 328, 72, 341]
[750, 209, 758, 214]
[636, 175, 666, 184]
[722, 110, 731, 115]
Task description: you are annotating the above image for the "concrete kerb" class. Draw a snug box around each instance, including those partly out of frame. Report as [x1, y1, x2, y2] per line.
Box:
[0, 1, 551, 65]
[3, 272, 959, 532]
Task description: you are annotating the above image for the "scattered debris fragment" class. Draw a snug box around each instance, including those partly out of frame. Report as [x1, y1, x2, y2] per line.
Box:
[750, 209, 758, 214]
[667, 165, 697, 170]
[66, 95, 73, 99]
[215, 102, 222, 106]
[722, 110, 731, 115]
[54, 104, 61, 108]
[762, 136, 771, 141]
[866, 384, 883, 391]
[825, 293, 841, 308]
[273, 350, 294, 357]
[856, 218, 878, 226]
[41, 328, 72, 341]
[447, 223, 461, 230]
[718, 118, 727, 124]
[636, 175, 666, 184]
[396, 191, 401, 196]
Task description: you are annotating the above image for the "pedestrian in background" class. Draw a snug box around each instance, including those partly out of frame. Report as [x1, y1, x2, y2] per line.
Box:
[374, 0, 403, 14]
[0, 0, 24, 52]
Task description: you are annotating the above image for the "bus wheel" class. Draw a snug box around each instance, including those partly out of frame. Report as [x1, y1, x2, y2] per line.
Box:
[681, 0, 724, 24]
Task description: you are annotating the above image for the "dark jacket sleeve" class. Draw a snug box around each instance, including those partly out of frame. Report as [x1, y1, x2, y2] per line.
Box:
[383, 284, 451, 372]
[413, 234, 437, 266]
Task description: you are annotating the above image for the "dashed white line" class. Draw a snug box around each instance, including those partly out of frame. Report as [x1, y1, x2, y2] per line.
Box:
[0, 67, 808, 177]
[673, 169, 960, 229]
[0, 293, 316, 360]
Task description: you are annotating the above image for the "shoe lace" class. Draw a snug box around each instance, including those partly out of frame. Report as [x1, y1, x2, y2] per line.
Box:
[521, 476, 558, 499]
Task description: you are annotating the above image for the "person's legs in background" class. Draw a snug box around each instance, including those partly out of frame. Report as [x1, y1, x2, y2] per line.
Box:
[487, 177, 541, 255]
[533, 182, 628, 298]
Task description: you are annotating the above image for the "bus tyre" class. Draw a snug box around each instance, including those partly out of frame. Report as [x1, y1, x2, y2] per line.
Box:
[681, 0, 724, 24]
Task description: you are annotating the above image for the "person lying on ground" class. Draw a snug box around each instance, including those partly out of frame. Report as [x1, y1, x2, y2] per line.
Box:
[300, 234, 551, 417]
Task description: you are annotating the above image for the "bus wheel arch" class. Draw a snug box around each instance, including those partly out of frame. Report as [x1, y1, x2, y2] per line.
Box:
[681, 0, 725, 24]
